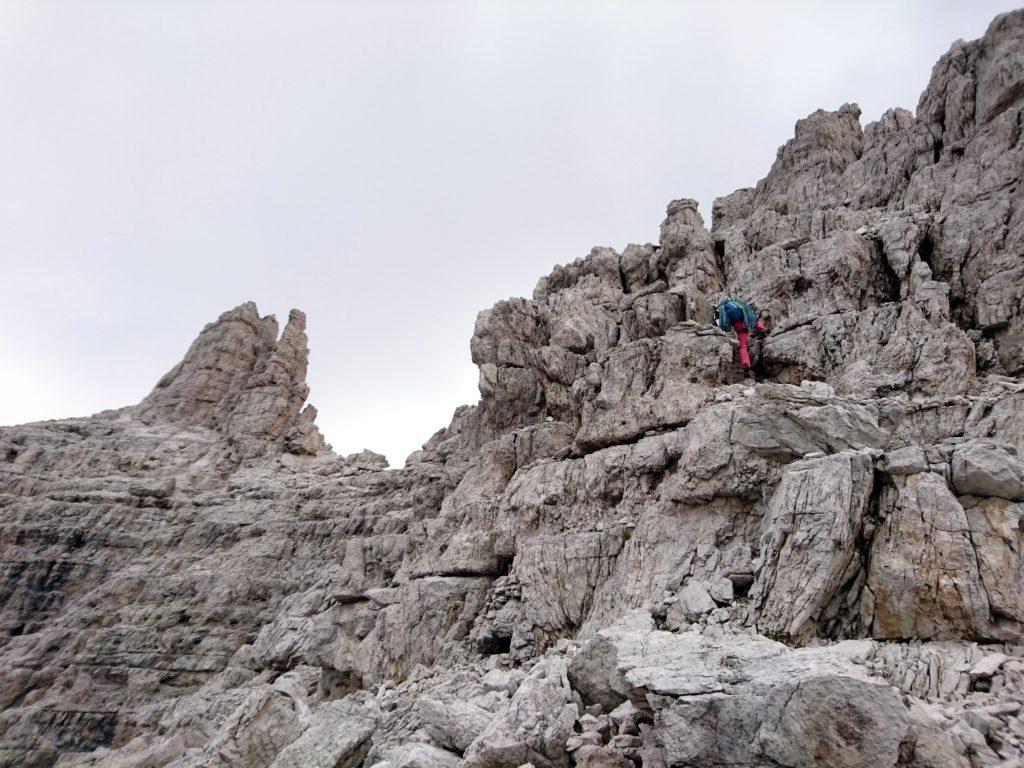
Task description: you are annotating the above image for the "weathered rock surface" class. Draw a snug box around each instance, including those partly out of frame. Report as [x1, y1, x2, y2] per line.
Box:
[136, 303, 328, 459]
[4, 10, 1024, 768]
[571, 613, 910, 767]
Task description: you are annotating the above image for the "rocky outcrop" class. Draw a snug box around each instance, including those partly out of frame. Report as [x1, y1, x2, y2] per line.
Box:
[135, 302, 328, 458]
[570, 613, 911, 768]
[4, 9, 1024, 768]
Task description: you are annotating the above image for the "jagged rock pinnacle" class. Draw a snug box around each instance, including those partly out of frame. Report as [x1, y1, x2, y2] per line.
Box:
[135, 302, 327, 457]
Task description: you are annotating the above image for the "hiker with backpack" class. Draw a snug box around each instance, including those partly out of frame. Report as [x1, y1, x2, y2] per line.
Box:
[715, 298, 766, 371]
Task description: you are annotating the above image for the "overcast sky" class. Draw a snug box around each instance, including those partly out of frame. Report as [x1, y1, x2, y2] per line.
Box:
[1, 1, 1018, 465]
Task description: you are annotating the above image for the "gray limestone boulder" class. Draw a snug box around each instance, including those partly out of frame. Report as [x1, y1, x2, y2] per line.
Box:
[867, 472, 992, 640]
[376, 743, 463, 768]
[268, 696, 379, 768]
[568, 634, 632, 711]
[416, 695, 492, 752]
[664, 581, 717, 630]
[573, 616, 910, 768]
[752, 451, 874, 640]
[463, 658, 578, 768]
[951, 439, 1024, 500]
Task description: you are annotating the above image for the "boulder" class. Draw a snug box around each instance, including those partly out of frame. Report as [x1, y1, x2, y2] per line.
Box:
[417, 695, 493, 752]
[951, 439, 1024, 500]
[573, 616, 910, 768]
[463, 658, 578, 768]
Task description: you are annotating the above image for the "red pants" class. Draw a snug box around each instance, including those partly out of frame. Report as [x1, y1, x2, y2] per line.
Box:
[732, 320, 766, 369]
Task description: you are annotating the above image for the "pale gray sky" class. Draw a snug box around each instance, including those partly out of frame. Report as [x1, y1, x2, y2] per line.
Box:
[1, 1, 1018, 464]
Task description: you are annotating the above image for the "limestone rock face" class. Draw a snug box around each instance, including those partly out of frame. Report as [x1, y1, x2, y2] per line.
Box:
[4, 9, 1024, 768]
[751, 451, 875, 641]
[136, 303, 328, 458]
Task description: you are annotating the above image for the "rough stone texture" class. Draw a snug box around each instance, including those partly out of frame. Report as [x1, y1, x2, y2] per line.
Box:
[571, 613, 911, 768]
[752, 451, 874, 641]
[136, 303, 328, 459]
[951, 439, 1024, 500]
[462, 658, 577, 768]
[4, 10, 1024, 768]
[868, 471, 992, 641]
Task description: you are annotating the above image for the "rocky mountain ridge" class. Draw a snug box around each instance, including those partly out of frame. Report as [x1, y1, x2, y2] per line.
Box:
[3, 10, 1024, 768]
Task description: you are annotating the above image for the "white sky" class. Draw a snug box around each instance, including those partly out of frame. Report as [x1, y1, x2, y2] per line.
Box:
[1, 1, 1018, 465]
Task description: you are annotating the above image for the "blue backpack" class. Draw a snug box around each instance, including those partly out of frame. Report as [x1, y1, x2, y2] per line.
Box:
[716, 299, 757, 331]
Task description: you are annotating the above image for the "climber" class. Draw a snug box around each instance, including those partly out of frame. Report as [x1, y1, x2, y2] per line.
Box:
[714, 298, 766, 371]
